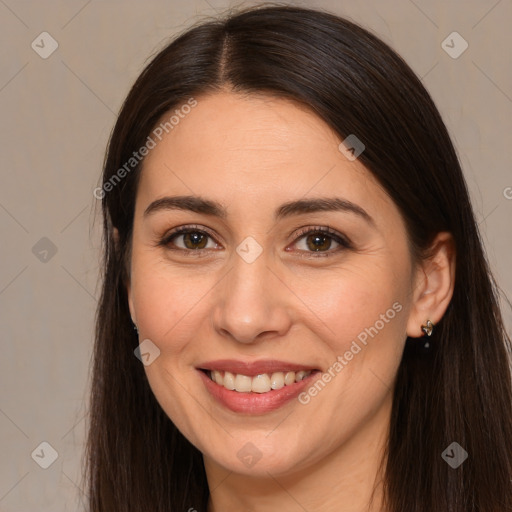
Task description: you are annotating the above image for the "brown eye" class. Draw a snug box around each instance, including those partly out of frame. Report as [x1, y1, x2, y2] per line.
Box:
[291, 227, 351, 256]
[160, 227, 220, 252]
[304, 233, 334, 252]
[181, 231, 208, 250]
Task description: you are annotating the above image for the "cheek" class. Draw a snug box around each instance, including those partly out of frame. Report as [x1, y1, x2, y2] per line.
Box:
[292, 259, 408, 356]
[130, 253, 217, 355]
[130, 257, 215, 443]
[293, 262, 409, 435]
[292, 258, 410, 420]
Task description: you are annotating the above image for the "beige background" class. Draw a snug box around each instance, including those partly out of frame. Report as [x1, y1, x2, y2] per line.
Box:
[0, 0, 511, 510]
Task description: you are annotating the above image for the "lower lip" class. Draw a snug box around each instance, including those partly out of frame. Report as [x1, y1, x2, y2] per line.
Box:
[197, 369, 319, 414]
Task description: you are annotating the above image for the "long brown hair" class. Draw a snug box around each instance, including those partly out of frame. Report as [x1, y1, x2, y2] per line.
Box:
[84, 4, 512, 511]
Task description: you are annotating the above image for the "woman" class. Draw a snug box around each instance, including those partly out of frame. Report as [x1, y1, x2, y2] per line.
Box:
[84, 5, 512, 511]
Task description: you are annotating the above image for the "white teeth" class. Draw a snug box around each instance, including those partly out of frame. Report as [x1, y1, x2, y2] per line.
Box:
[295, 370, 307, 382]
[251, 374, 271, 393]
[284, 371, 295, 386]
[234, 374, 252, 392]
[207, 370, 313, 393]
[213, 370, 223, 385]
[223, 371, 236, 390]
[270, 372, 285, 390]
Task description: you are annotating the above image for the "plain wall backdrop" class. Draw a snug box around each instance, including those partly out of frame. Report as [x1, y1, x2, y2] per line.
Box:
[0, 0, 511, 510]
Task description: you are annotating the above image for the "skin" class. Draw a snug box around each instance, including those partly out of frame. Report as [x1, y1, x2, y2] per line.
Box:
[125, 90, 456, 512]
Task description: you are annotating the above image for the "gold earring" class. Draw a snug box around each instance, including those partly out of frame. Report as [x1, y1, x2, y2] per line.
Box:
[421, 319, 434, 337]
[420, 320, 435, 351]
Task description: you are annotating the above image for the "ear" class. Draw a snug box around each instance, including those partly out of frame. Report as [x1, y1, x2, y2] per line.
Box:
[127, 285, 136, 326]
[406, 232, 456, 338]
[113, 226, 120, 245]
[114, 227, 137, 325]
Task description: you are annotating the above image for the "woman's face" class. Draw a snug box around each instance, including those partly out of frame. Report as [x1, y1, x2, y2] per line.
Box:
[127, 91, 419, 478]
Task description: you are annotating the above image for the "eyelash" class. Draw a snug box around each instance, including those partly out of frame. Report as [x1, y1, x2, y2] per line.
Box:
[157, 224, 352, 258]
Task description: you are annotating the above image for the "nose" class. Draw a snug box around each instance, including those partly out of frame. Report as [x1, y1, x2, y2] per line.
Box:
[211, 251, 293, 344]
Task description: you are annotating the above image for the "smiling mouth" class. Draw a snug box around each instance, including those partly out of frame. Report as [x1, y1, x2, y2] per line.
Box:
[200, 369, 320, 394]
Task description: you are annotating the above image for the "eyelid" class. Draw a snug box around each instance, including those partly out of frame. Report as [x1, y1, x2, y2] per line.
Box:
[290, 225, 352, 247]
[158, 224, 352, 255]
[158, 224, 222, 250]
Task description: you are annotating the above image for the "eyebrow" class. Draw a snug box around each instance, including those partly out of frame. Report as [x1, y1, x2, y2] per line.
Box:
[143, 195, 375, 226]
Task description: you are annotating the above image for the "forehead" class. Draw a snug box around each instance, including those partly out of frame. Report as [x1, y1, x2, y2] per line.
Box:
[137, 91, 394, 223]
[146, 92, 341, 167]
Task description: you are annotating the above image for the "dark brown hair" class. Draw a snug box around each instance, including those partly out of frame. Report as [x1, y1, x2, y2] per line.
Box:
[84, 4, 512, 511]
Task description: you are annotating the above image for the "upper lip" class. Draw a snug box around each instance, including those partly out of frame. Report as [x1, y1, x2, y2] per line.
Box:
[197, 359, 319, 377]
